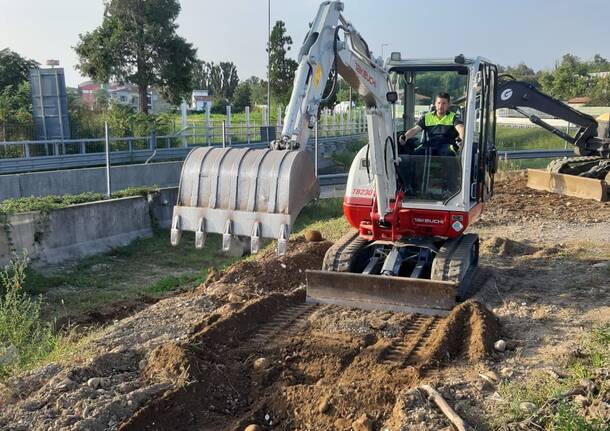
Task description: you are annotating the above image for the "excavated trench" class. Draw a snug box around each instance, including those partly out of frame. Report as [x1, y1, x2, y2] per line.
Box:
[118, 240, 499, 431]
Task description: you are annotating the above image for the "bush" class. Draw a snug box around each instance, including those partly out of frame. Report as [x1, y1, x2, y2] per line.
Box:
[0, 253, 58, 378]
[211, 98, 229, 115]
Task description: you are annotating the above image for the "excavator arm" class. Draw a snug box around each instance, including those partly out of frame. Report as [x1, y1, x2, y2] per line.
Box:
[496, 78, 609, 157]
[273, 0, 399, 221]
[170, 0, 399, 255]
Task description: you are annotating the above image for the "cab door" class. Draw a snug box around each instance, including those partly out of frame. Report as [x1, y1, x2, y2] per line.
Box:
[472, 62, 497, 203]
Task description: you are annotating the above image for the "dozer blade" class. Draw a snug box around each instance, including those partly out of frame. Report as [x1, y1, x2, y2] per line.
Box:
[171, 147, 319, 254]
[306, 270, 457, 316]
[527, 168, 607, 202]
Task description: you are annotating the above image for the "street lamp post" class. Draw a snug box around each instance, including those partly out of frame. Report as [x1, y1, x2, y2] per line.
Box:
[267, 0, 271, 126]
[381, 43, 389, 60]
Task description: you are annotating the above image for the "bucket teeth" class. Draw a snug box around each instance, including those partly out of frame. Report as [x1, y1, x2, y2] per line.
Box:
[170, 215, 182, 246]
[195, 218, 206, 249]
[222, 219, 233, 252]
[251, 222, 261, 254]
[277, 224, 290, 256]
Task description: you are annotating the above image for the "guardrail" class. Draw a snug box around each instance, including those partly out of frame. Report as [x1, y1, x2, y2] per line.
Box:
[317, 149, 574, 187]
[0, 131, 366, 175]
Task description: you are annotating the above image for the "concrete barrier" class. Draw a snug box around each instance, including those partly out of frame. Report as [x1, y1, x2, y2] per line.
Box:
[0, 196, 152, 267]
[0, 161, 183, 201]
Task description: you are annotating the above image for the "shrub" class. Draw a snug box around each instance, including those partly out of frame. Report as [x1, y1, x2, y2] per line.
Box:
[0, 253, 58, 377]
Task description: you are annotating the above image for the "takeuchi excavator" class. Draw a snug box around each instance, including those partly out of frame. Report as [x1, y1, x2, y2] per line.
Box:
[171, 1, 609, 315]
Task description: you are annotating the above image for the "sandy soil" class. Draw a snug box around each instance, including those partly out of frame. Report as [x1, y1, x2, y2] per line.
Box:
[0, 172, 608, 431]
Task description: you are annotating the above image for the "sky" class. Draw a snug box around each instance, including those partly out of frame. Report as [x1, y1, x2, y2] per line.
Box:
[1, 0, 609, 87]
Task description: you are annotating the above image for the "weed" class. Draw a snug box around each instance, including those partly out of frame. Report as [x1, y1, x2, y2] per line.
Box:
[0, 253, 58, 378]
[495, 323, 610, 429]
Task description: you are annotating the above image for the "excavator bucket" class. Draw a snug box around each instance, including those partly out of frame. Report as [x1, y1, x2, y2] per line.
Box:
[171, 147, 319, 254]
[306, 270, 457, 316]
[527, 168, 608, 202]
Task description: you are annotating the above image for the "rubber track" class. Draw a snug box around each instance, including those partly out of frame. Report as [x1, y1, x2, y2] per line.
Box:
[382, 315, 441, 366]
[547, 156, 602, 174]
[431, 233, 479, 299]
[322, 228, 368, 272]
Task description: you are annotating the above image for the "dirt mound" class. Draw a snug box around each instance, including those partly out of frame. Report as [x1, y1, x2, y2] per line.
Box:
[120, 291, 500, 431]
[419, 301, 500, 366]
[195, 236, 332, 302]
[479, 172, 608, 227]
[480, 236, 539, 257]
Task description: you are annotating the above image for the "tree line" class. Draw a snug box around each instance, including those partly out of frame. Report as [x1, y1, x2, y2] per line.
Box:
[1, 0, 609, 140]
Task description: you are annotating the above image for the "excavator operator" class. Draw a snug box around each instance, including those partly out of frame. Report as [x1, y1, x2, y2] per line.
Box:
[399, 92, 465, 156]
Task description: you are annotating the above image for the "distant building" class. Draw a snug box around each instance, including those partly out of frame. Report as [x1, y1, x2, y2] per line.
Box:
[191, 90, 213, 112]
[78, 80, 103, 108]
[77, 81, 174, 113]
[108, 84, 140, 111]
[589, 71, 610, 79]
[567, 96, 591, 106]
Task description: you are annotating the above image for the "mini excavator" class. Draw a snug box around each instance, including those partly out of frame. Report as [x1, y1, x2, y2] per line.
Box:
[171, 1, 609, 315]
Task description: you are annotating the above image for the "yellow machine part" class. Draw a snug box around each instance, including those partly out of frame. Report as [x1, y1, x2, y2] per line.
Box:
[527, 168, 608, 202]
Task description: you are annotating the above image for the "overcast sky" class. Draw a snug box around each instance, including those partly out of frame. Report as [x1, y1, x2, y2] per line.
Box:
[1, 0, 609, 87]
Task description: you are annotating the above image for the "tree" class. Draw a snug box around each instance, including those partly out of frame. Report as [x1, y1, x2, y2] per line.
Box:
[268, 21, 298, 105]
[75, 0, 197, 114]
[588, 76, 610, 106]
[501, 62, 540, 87]
[0, 49, 39, 92]
[589, 54, 610, 73]
[219, 62, 239, 101]
[542, 54, 590, 100]
[192, 60, 211, 90]
[206, 61, 239, 101]
[232, 82, 252, 112]
[245, 76, 268, 105]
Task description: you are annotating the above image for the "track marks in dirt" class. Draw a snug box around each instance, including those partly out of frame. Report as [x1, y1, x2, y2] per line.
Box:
[382, 315, 441, 366]
[247, 303, 319, 350]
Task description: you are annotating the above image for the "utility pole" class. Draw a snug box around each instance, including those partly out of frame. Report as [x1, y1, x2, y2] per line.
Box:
[381, 43, 389, 60]
[267, 0, 271, 126]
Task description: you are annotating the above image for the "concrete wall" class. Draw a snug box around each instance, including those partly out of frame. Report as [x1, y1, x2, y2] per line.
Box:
[0, 140, 358, 201]
[149, 187, 179, 229]
[0, 196, 152, 267]
[0, 161, 183, 201]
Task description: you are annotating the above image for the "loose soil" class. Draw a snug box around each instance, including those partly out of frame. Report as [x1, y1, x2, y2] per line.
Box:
[0, 171, 608, 431]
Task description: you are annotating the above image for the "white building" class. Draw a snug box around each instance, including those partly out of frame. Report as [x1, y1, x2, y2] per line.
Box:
[191, 90, 213, 112]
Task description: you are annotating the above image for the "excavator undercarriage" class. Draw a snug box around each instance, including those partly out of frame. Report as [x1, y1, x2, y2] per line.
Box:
[306, 229, 479, 315]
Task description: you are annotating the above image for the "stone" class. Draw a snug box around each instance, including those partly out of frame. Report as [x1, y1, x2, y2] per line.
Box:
[519, 402, 537, 414]
[334, 418, 352, 430]
[138, 359, 147, 370]
[454, 400, 469, 413]
[22, 399, 45, 411]
[56, 377, 76, 391]
[500, 367, 514, 378]
[304, 229, 323, 242]
[244, 425, 261, 431]
[228, 293, 243, 303]
[0, 344, 18, 365]
[494, 339, 507, 352]
[318, 397, 331, 414]
[351, 413, 373, 431]
[253, 357, 269, 371]
[579, 379, 597, 394]
[87, 377, 102, 389]
[573, 395, 590, 408]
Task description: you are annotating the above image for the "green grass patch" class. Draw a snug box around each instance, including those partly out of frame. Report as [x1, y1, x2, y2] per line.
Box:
[24, 230, 237, 321]
[494, 323, 610, 429]
[496, 126, 568, 151]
